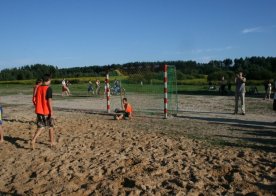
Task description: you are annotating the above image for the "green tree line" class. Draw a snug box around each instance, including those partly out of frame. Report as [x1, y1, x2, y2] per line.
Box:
[0, 56, 275, 81]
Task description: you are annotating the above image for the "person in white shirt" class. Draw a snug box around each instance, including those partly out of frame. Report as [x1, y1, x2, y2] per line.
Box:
[234, 72, 246, 115]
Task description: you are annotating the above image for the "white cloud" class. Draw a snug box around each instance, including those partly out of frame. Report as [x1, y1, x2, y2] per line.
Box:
[191, 46, 233, 54]
[241, 26, 264, 34]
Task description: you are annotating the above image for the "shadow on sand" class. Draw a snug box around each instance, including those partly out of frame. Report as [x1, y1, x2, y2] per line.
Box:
[176, 113, 276, 129]
[3, 136, 29, 149]
[176, 113, 276, 153]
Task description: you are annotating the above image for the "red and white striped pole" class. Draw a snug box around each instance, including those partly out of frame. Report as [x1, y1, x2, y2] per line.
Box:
[106, 73, 111, 113]
[164, 64, 168, 119]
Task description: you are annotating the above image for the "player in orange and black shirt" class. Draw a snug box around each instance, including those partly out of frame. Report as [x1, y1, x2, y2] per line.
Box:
[31, 74, 55, 149]
[115, 98, 133, 120]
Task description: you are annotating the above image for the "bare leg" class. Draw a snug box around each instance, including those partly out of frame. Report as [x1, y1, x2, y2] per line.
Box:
[241, 93, 245, 114]
[234, 93, 239, 114]
[31, 128, 44, 149]
[116, 114, 124, 120]
[65, 90, 69, 96]
[0, 126, 3, 143]
[49, 127, 55, 147]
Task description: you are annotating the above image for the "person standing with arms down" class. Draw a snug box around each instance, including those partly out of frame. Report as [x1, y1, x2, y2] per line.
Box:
[0, 99, 4, 143]
[273, 79, 276, 111]
[87, 81, 94, 95]
[219, 76, 226, 95]
[267, 81, 272, 100]
[61, 78, 67, 96]
[273, 79, 276, 124]
[95, 79, 101, 95]
[234, 72, 246, 115]
[31, 74, 55, 149]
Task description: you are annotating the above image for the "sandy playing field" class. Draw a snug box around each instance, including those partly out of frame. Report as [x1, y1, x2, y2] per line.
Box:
[0, 94, 275, 195]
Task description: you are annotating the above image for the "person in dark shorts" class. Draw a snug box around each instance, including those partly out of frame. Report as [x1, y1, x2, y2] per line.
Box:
[273, 79, 276, 111]
[31, 74, 55, 149]
[115, 98, 133, 120]
[0, 104, 3, 143]
[273, 79, 276, 124]
[87, 81, 94, 95]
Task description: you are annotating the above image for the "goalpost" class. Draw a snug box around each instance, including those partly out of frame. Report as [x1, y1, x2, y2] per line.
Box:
[164, 64, 178, 118]
[106, 64, 178, 118]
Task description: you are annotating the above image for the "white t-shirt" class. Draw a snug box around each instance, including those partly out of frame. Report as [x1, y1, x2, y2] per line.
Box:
[62, 80, 66, 86]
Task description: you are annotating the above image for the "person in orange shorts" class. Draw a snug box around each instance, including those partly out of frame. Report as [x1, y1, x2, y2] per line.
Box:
[115, 98, 133, 120]
[31, 74, 55, 149]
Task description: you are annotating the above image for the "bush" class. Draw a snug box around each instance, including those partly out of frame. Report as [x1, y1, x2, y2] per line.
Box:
[69, 79, 81, 84]
[207, 71, 235, 83]
[177, 78, 208, 85]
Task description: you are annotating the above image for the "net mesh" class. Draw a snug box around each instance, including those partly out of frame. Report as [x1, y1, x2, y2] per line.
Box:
[167, 65, 178, 116]
[108, 64, 178, 116]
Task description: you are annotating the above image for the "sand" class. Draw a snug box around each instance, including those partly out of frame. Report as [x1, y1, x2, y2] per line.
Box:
[0, 94, 275, 195]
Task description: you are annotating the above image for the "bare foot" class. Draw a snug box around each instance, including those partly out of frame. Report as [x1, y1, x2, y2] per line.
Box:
[50, 142, 56, 148]
[30, 140, 35, 150]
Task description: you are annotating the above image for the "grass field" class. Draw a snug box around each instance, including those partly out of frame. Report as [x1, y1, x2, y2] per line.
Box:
[1, 82, 270, 117]
[0, 83, 269, 97]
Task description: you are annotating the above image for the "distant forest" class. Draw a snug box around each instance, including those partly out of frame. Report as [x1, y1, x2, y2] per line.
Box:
[0, 56, 275, 82]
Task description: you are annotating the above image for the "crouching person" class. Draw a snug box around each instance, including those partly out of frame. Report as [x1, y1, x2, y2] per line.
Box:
[115, 98, 133, 120]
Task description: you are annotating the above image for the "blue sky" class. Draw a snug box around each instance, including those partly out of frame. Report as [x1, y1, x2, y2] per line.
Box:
[0, 0, 276, 69]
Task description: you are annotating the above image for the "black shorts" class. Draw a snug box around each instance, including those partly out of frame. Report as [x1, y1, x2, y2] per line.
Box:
[37, 114, 54, 128]
[123, 112, 130, 119]
[0, 106, 3, 125]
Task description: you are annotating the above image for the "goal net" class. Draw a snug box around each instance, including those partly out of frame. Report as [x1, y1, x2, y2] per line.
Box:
[107, 64, 178, 117]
